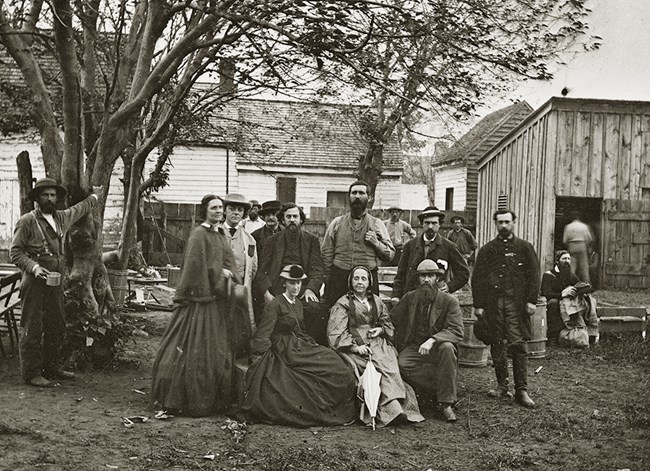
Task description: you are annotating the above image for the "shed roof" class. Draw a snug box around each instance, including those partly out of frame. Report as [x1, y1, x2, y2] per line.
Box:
[432, 101, 532, 167]
[477, 96, 650, 168]
[204, 98, 403, 172]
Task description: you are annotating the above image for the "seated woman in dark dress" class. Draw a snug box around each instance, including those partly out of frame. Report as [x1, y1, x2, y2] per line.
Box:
[241, 264, 357, 427]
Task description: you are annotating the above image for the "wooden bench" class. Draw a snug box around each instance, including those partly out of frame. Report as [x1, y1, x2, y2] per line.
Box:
[0, 270, 22, 357]
[597, 306, 648, 339]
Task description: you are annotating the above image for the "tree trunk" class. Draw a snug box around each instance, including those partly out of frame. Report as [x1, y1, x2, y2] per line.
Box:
[16, 151, 34, 215]
[357, 141, 385, 209]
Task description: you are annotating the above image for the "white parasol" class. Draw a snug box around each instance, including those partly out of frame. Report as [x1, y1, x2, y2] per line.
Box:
[359, 352, 382, 430]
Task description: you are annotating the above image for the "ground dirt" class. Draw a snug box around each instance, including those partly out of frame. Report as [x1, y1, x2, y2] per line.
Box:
[1, 290, 649, 471]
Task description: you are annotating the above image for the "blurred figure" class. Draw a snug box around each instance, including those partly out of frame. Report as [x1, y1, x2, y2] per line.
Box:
[382, 206, 416, 266]
[446, 216, 477, 267]
[563, 211, 593, 283]
[241, 200, 265, 233]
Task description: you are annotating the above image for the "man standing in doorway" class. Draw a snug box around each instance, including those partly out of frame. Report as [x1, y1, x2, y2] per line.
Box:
[11, 178, 102, 387]
[321, 181, 394, 307]
[392, 206, 469, 300]
[382, 206, 416, 266]
[446, 216, 478, 267]
[562, 211, 593, 283]
[471, 209, 540, 408]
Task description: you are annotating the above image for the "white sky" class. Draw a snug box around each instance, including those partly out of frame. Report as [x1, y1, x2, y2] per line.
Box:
[483, 0, 650, 112]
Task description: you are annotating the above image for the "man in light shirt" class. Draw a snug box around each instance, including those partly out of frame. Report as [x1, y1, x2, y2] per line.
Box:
[562, 211, 593, 283]
[382, 206, 416, 266]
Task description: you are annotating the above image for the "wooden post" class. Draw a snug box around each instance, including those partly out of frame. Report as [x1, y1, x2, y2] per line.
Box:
[16, 151, 34, 215]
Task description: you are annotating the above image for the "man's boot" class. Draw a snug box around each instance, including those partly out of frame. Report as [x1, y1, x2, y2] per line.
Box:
[439, 403, 457, 422]
[512, 343, 534, 408]
[488, 341, 512, 398]
[515, 390, 536, 408]
[28, 375, 52, 388]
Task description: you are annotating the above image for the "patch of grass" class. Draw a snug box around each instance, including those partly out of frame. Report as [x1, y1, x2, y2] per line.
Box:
[590, 335, 650, 366]
[261, 445, 401, 471]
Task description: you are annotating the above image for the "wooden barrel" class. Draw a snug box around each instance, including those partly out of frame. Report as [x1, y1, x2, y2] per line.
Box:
[167, 267, 181, 288]
[107, 269, 128, 308]
[458, 317, 489, 367]
[527, 297, 548, 358]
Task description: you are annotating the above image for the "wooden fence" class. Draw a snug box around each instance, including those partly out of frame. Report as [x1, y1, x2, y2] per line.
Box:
[142, 202, 475, 266]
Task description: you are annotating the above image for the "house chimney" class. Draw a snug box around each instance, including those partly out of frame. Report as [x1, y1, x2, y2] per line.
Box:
[219, 58, 236, 94]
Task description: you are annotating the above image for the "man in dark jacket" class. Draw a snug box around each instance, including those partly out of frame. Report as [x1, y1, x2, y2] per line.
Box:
[255, 203, 327, 343]
[11, 178, 102, 387]
[391, 260, 464, 422]
[392, 206, 469, 300]
[471, 209, 540, 408]
[541, 250, 581, 341]
[251, 200, 283, 255]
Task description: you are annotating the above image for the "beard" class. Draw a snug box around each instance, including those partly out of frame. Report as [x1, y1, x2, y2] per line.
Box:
[558, 260, 575, 283]
[416, 281, 437, 304]
[425, 228, 436, 239]
[286, 222, 300, 240]
[39, 200, 56, 214]
[498, 227, 512, 238]
[350, 198, 368, 217]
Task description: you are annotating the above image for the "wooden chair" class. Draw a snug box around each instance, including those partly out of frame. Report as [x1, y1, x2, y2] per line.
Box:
[0, 270, 22, 357]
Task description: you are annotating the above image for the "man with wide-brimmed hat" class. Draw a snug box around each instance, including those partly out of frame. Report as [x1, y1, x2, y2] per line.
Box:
[392, 206, 469, 300]
[390, 259, 463, 422]
[11, 178, 103, 387]
[251, 200, 283, 254]
[220, 193, 257, 330]
[241, 199, 265, 234]
[446, 215, 478, 266]
[382, 205, 416, 266]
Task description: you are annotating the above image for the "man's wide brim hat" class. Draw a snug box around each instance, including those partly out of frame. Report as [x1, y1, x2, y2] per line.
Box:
[259, 200, 283, 215]
[387, 206, 403, 212]
[415, 259, 445, 275]
[418, 206, 445, 222]
[249, 199, 262, 209]
[279, 264, 308, 280]
[29, 178, 66, 201]
[220, 193, 252, 209]
[451, 215, 465, 223]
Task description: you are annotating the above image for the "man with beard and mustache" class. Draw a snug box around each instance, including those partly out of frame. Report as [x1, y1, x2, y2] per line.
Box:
[10, 178, 102, 387]
[541, 250, 581, 342]
[390, 259, 463, 422]
[255, 203, 326, 343]
[471, 209, 540, 408]
[241, 200, 265, 233]
[392, 206, 469, 300]
[321, 181, 394, 308]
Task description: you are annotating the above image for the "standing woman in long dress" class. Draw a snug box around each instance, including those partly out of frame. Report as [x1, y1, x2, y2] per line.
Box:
[328, 265, 424, 427]
[150, 195, 239, 417]
[241, 264, 357, 427]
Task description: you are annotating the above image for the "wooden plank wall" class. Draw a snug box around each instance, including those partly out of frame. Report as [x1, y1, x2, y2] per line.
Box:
[603, 199, 650, 289]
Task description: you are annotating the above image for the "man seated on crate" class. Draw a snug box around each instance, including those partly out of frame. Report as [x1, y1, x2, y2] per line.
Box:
[541, 250, 598, 346]
[390, 259, 463, 422]
[10, 178, 102, 387]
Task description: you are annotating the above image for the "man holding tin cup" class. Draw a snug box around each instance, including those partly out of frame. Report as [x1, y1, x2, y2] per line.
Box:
[10, 178, 102, 387]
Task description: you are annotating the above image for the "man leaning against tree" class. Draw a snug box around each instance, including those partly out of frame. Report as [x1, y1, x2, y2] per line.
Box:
[11, 178, 102, 387]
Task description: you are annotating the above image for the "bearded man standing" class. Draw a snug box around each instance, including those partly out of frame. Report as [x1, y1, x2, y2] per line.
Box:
[255, 203, 326, 343]
[471, 209, 540, 408]
[11, 178, 102, 387]
[321, 181, 394, 307]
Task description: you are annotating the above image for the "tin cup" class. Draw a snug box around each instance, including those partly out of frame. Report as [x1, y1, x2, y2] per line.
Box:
[46, 272, 61, 286]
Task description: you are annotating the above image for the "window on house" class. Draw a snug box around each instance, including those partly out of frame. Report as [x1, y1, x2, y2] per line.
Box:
[498, 194, 508, 210]
[276, 177, 296, 203]
[327, 191, 348, 208]
[642, 187, 650, 200]
[445, 188, 454, 211]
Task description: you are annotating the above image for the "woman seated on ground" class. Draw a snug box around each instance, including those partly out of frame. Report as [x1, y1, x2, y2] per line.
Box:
[150, 194, 241, 417]
[327, 265, 424, 427]
[241, 264, 357, 427]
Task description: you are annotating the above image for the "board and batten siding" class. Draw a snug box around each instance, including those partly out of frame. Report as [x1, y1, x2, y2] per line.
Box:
[434, 166, 467, 210]
[147, 146, 233, 204]
[477, 97, 650, 288]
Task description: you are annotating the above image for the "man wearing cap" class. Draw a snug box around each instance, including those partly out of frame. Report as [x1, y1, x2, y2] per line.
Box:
[390, 259, 463, 422]
[256, 203, 326, 343]
[471, 209, 540, 408]
[392, 206, 469, 300]
[321, 181, 394, 307]
[251, 200, 283, 256]
[382, 206, 416, 266]
[446, 216, 477, 266]
[221, 193, 258, 330]
[241, 200, 265, 234]
[10, 178, 103, 387]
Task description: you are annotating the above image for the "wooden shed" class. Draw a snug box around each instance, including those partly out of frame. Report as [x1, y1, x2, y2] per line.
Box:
[476, 97, 650, 289]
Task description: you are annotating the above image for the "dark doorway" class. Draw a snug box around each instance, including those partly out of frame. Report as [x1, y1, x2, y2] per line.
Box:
[554, 196, 602, 287]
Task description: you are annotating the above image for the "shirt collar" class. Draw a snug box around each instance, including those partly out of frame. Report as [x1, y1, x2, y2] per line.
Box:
[282, 293, 296, 304]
